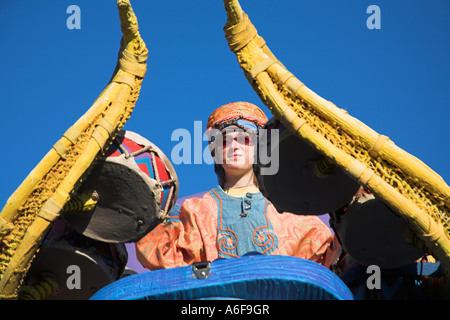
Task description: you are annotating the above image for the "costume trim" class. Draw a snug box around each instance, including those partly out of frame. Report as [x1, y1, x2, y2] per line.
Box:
[212, 188, 240, 258]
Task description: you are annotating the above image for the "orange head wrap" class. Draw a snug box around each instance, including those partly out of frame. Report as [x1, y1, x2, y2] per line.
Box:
[206, 101, 268, 130]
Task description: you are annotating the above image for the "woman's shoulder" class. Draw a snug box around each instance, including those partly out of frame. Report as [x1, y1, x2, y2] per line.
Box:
[177, 189, 218, 212]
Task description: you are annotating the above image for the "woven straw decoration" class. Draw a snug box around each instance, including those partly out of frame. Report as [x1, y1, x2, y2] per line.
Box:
[222, 0, 450, 277]
[0, 0, 148, 299]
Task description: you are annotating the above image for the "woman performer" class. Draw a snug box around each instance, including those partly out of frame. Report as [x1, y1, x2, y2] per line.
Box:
[135, 101, 338, 270]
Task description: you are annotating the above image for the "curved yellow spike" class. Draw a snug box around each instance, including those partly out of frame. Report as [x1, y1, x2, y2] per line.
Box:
[0, 0, 148, 299]
[223, 0, 244, 28]
[222, 0, 450, 277]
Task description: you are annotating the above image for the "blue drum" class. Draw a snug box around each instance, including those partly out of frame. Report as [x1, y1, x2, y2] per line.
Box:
[90, 254, 353, 300]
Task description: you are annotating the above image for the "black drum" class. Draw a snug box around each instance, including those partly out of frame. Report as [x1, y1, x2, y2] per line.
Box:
[256, 117, 360, 215]
[331, 189, 425, 269]
[24, 219, 128, 300]
[64, 130, 178, 243]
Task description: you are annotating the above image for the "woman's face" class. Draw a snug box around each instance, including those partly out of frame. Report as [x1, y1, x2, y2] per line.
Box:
[220, 130, 256, 176]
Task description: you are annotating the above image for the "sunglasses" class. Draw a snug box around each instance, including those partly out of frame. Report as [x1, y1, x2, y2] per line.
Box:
[221, 133, 256, 148]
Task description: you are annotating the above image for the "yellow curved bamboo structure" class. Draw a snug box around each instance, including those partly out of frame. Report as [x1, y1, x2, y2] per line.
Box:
[0, 0, 148, 299]
[222, 0, 450, 277]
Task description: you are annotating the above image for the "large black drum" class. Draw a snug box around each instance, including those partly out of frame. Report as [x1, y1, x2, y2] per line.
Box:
[256, 117, 360, 215]
[331, 189, 425, 269]
[64, 130, 178, 243]
[24, 219, 128, 300]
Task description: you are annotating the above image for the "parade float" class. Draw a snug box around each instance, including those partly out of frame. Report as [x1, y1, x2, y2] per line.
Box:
[0, 0, 448, 300]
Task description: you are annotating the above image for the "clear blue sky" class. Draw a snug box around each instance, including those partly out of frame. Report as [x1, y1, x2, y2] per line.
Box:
[1, 0, 449, 208]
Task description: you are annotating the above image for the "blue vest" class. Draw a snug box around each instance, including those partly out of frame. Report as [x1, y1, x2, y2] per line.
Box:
[209, 185, 279, 258]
